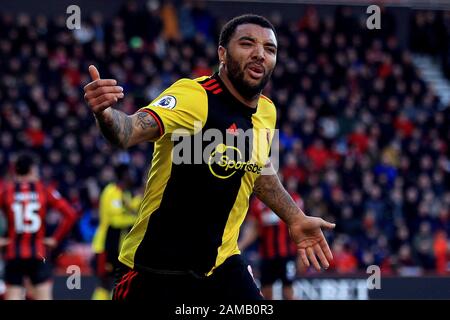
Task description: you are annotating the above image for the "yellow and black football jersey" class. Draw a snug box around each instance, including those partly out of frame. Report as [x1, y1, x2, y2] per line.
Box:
[119, 73, 277, 276]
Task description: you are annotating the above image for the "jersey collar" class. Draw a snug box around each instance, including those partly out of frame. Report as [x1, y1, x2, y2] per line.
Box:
[212, 72, 258, 117]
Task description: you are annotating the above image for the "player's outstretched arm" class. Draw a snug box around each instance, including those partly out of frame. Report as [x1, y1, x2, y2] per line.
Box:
[253, 162, 336, 271]
[84, 65, 161, 148]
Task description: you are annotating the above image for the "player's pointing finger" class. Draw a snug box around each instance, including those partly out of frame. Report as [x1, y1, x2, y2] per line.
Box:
[89, 65, 100, 81]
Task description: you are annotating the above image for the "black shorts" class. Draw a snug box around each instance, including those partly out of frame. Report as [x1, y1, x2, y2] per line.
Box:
[260, 257, 295, 286]
[4, 258, 52, 286]
[92, 252, 116, 278]
[112, 254, 264, 302]
[92, 228, 123, 279]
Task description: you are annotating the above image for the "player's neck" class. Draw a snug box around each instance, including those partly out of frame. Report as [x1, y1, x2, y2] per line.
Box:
[218, 69, 259, 109]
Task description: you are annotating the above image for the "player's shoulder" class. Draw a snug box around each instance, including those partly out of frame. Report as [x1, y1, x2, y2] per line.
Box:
[100, 184, 122, 203]
[1, 180, 13, 189]
[102, 183, 119, 195]
[35, 180, 49, 192]
[257, 94, 277, 120]
[154, 77, 208, 109]
[258, 94, 276, 111]
[0, 181, 9, 198]
[193, 75, 213, 84]
[259, 94, 275, 106]
[168, 77, 209, 93]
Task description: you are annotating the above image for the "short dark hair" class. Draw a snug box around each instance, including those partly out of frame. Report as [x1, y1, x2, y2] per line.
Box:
[219, 14, 277, 48]
[15, 153, 35, 176]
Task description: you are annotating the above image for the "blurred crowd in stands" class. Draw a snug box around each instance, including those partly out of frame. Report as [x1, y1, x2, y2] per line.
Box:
[410, 10, 450, 79]
[0, 1, 450, 276]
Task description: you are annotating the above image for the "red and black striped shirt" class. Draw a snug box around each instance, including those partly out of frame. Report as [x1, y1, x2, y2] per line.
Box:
[249, 193, 304, 259]
[0, 180, 77, 260]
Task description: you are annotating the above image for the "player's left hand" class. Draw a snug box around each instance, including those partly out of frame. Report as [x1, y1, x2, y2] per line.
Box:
[43, 237, 58, 249]
[288, 216, 335, 271]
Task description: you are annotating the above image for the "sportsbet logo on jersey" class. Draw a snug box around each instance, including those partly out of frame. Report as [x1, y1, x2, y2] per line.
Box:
[171, 121, 277, 178]
[208, 143, 262, 179]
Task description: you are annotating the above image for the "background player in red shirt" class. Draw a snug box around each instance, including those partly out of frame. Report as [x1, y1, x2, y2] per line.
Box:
[0, 153, 77, 300]
[240, 177, 303, 300]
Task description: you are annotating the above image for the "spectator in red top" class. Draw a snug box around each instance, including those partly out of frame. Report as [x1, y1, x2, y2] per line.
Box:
[0, 153, 77, 300]
[25, 117, 45, 148]
[348, 123, 369, 155]
[329, 239, 358, 274]
[305, 139, 331, 171]
[64, 60, 82, 87]
[378, 54, 393, 78]
[281, 153, 306, 184]
[192, 57, 213, 78]
[394, 112, 415, 138]
[433, 230, 448, 275]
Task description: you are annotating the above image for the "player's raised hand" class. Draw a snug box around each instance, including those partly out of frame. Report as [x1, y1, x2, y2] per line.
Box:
[84, 65, 124, 115]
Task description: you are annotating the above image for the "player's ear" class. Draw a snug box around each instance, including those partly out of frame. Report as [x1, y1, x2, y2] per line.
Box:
[218, 46, 227, 65]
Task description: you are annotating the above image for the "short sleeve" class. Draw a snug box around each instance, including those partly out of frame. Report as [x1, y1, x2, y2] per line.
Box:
[259, 95, 277, 149]
[253, 95, 277, 166]
[139, 78, 208, 141]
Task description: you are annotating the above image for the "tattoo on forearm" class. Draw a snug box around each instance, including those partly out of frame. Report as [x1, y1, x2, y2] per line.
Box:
[136, 112, 158, 130]
[253, 174, 302, 225]
[96, 109, 132, 148]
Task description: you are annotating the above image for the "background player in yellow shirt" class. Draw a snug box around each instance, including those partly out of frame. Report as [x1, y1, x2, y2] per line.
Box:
[91, 163, 141, 300]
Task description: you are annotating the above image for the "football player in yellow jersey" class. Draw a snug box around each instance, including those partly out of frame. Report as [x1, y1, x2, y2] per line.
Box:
[91, 164, 141, 300]
[84, 14, 336, 301]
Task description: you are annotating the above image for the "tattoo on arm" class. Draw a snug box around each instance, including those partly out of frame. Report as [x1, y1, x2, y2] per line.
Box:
[253, 173, 304, 225]
[112, 109, 133, 147]
[136, 111, 158, 130]
[95, 110, 161, 148]
[96, 108, 133, 148]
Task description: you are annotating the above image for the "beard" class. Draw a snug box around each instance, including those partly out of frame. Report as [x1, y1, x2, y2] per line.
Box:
[225, 51, 273, 100]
